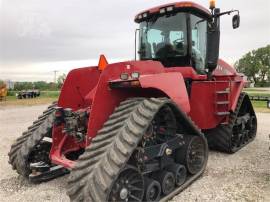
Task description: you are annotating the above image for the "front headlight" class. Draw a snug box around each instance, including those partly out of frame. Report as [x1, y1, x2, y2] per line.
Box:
[120, 73, 129, 80]
[131, 72, 140, 79]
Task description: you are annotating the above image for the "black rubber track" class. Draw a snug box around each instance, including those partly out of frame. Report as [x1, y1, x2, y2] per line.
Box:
[67, 98, 207, 202]
[8, 102, 56, 175]
[206, 93, 257, 153]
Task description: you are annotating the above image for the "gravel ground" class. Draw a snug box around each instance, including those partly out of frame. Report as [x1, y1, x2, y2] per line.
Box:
[0, 105, 269, 202]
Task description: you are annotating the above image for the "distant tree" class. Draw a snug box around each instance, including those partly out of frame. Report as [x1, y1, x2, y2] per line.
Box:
[49, 82, 58, 91]
[33, 81, 48, 90]
[12, 77, 66, 91]
[235, 45, 270, 87]
[14, 82, 34, 90]
[57, 73, 66, 89]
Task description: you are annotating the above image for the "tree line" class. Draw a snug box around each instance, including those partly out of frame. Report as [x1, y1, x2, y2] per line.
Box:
[13, 81, 59, 91]
[235, 45, 270, 87]
[1, 46, 269, 90]
[0, 74, 66, 91]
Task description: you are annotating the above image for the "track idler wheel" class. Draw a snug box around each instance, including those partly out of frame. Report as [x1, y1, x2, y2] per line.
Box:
[144, 177, 161, 202]
[108, 166, 144, 202]
[176, 135, 207, 175]
[166, 163, 187, 186]
[153, 171, 175, 195]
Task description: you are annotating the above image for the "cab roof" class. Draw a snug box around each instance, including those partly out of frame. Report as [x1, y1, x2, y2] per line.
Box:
[135, 1, 212, 23]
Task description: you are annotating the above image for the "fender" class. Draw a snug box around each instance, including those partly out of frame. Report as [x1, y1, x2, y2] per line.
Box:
[139, 72, 190, 113]
[229, 79, 246, 111]
[58, 67, 100, 109]
[86, 63, 190, 143]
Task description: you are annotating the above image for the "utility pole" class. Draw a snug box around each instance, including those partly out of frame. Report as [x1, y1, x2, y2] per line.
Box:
[53, 70, 58, 83]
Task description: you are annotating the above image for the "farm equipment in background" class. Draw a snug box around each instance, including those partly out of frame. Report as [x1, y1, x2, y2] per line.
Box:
[16, 90, 40, 99]
[249, 95, 270, 109]
[8, 1, 257, 201]
[0, 83, 7, 101]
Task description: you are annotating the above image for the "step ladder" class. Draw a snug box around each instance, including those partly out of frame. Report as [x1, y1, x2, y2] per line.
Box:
[215, 86, 231, 124]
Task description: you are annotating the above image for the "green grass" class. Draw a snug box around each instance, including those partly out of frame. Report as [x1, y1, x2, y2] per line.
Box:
[244, 90, 270, 112]
[40, 91, 60, 98]
[245, 92, 270, 97]
[251, 101, 270, 113]
[243, 88, 270, 97]
[244, 88, 269, 92]
[252, 100, 268, 108]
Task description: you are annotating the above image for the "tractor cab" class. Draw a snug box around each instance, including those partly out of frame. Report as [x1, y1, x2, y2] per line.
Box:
[135, 1, 240, 76]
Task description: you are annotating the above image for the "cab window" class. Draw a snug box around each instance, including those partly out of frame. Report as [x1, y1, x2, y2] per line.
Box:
[190, 15, 207, 72]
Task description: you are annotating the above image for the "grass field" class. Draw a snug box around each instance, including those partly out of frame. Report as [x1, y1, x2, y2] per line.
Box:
[243, 88, 269, 92]
[251, 101, 270, 113]
[243, 88, 270, 113]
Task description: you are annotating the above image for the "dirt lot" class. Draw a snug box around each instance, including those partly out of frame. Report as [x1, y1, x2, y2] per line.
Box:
[0, 105, 269, 202]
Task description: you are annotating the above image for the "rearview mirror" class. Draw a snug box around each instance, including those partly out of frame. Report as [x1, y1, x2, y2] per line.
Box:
[232, 14, 240, 29]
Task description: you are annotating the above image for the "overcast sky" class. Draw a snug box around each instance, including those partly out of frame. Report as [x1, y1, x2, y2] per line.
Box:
[0, 0, 270, 81]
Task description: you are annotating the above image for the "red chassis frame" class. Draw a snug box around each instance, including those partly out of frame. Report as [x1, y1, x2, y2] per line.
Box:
[50, 59, 247, 169]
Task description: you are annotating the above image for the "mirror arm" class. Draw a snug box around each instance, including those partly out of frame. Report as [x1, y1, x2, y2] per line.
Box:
[214, 9, 239, 18]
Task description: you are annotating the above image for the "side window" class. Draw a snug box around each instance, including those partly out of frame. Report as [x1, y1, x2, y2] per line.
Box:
[190, 15, 207, 72]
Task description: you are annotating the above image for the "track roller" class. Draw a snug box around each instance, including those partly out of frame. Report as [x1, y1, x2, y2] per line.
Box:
[153, 171, 175, 195]
[144, 177, 161, 202]
[166, 163, 187, 186]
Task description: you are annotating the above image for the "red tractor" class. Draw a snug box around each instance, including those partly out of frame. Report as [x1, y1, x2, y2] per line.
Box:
[9, 1, 257, 201]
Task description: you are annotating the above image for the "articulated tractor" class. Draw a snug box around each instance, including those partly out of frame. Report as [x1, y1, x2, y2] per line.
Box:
[9, 1, 257, 201]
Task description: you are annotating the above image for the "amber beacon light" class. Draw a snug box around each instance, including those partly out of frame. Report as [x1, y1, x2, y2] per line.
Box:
[209, 0, 216, 9]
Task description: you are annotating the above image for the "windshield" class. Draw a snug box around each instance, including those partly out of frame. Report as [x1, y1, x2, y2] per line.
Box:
[139, 13, 188, 67]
